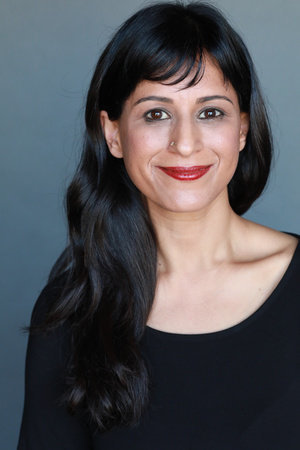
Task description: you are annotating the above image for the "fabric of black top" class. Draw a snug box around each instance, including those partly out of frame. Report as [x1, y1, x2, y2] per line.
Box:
[18, 238, 300, 449]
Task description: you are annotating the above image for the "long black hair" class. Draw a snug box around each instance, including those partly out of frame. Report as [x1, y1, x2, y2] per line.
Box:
[39, 1, 272, 431]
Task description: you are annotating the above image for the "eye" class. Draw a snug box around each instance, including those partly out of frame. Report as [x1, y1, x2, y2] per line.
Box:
[199, 108, 223, 120]
[145, 109, 170, 121]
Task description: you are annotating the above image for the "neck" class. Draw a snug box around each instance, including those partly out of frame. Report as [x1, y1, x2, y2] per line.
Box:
[148, 194, 243, 274]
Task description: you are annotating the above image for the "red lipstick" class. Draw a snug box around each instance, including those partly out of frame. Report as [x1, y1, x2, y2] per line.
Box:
[158, 165, 212, 180]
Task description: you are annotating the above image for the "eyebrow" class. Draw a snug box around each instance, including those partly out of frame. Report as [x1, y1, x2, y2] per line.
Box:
[133, 96, 173, 106]
[197, 95, 233, 105]
[133, 94, 233, 106]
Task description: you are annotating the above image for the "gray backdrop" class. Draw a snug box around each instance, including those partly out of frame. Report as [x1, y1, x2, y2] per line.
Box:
[1, 0, 299, 448]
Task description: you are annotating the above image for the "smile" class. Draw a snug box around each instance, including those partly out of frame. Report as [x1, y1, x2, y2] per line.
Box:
[158, 165, 212, 180]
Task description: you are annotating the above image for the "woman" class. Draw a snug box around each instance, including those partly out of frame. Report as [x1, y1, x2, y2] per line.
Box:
[18, 2, 300, 449]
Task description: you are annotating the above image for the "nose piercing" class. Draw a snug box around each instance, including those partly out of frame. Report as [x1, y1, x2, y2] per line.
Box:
[170, 141, 176, 147]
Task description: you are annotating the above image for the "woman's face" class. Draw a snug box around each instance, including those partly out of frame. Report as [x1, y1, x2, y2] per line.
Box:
[101, 56, 249, 215]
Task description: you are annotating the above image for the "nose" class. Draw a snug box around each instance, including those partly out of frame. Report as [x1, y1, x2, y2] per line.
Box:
[169, 117, 199, 156]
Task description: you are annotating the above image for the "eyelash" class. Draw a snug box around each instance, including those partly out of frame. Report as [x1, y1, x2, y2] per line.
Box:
[144, 109, 170, 122]
[198, 108, 224, 120]
[144, 107, 224, 122]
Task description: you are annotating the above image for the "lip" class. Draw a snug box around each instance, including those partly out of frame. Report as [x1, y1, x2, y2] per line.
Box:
[157, 165, 212, 180]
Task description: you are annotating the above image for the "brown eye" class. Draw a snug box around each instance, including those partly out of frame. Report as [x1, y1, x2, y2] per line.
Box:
[199, 108, 223, 119]
[145, 109, 169, 121]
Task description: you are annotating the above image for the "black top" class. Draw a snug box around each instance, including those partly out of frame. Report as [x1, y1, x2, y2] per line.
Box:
[18, 239, 300, 449]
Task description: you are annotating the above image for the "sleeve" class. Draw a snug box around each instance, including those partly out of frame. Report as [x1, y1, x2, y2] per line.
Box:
[17, 280, 93, 450]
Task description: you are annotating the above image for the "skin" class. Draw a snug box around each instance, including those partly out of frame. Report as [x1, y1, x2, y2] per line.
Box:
[101, 56, 298, 334]
[101, 58, 248, 215]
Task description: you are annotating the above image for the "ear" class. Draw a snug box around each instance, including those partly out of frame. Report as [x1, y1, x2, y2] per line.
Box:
[100, 111, 123, 158]
[239, 112, 249, 151]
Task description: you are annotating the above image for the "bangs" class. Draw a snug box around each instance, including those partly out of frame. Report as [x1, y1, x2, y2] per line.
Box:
[140, 33, 206, 88]
[99, 3, 250, 117]
[125, 11, 208, 89]
[143, 50, 206, 89]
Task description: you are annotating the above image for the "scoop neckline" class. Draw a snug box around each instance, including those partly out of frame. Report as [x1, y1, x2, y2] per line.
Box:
[145, 236, 299, 342]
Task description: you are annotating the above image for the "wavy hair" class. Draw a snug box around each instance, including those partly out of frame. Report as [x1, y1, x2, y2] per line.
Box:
[40, 1, 273, 431]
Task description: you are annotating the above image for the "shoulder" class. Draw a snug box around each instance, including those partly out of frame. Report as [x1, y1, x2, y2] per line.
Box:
[233, 220, 299, 294]
[26, 273, 72, 378]
[31, 272, 69, 328]
[19, 274, 92, 449]
[236, 219, 299, 263]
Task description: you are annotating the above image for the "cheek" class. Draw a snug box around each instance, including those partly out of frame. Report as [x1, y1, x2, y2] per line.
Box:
[207, 124, 241, 158]
[133, 125, 170, 149]
[119, 134, 153, 186]
[120, 125, 168, 168]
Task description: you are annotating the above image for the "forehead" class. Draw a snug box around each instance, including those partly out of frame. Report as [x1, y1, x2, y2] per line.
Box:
[125, 56, 239, 106]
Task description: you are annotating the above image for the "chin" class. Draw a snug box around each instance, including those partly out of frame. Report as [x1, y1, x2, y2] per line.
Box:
[148, 188, 229, 215]
[154, 199, 214, 214]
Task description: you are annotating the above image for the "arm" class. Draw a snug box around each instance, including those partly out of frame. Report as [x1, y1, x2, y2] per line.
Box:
[17, 282, 93, 450]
